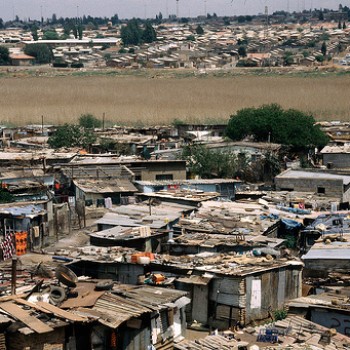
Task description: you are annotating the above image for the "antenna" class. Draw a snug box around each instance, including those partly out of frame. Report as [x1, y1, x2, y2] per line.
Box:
[204, 0, 207, 16]
[176, 0, 179, 18]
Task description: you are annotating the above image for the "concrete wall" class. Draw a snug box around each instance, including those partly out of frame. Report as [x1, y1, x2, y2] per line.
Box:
[323, 153, 350, 169]
[275, 177, 344, 200]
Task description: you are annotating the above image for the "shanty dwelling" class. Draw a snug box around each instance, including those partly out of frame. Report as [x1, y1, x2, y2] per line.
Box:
[0, 203, 49, 258]
[321, 145, 350, 169]
[74, 178, 138, 206]
[89, 225, 170, 252]
[160, 259, 303, 329]
[288, 287, 350, 337]
[59, 164, 137, 206]
[61, 283, 189, 350]
[68, 258, 146, 285]
[301, 233, 350, 275]
[275, 169, 350, 203]
[93, 202, 195, 232]
[134, 179, 242, 200]
[0, 296, 89, 350]
[299, 213, 350, 254]
[0, 280, 189, 350]
[63, 157, 187, 182]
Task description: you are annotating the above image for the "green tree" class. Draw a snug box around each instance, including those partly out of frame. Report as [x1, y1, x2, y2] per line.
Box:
[195, 24, 204, 35]
[111, 14, 119, 25]
[0, 188, 14, 204]
[142, 21, 157, 43]
[77, 24, 83, 40]
[181, 144, 245, 179]
[321, 41, 327, 56]
[48, 124, 96, 149]
[121, 19, 143, 46]
[0, 46, 10, 65]
[24, 43, 52, 64]
[226, 104, 329, 150]
[31, 25, 39, 41]
[42, 30, 59, 40]
[78, 114, 102, 129]
[186, 34, 195, 41]
[238, 45, 247, 57]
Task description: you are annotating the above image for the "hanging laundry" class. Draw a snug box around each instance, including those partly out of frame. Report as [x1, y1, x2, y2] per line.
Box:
[0, 233, 15, 260]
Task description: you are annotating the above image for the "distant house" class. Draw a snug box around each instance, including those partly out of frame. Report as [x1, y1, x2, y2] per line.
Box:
[9, 53, 35, 66]
[321, 145, 350, 169]
[275, 169, 350, 203]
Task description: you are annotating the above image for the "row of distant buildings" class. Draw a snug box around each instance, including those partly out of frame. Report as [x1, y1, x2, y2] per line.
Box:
[1, 18, 350, 69]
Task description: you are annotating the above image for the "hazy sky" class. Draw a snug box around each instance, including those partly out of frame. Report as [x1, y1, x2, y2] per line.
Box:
[1, 0, 344, 21]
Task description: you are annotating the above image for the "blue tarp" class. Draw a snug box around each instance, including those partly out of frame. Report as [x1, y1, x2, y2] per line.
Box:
[281, 218, 303, 230]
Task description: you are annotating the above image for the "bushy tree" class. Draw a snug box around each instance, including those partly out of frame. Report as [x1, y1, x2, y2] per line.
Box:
[121, 19, 157, 46]
[195, 24, 204, 35]
[78, 114, 102, 129]
[48, 124, 96, 149]
[142, 21, 157, 43]
[42, 30, 59, 40]
[24, 43, 52, 64]
[0, 46, 10, 65]
[226, 104, 329, 150]
[31, 25, 39, 41]
[121, 19, 143, 46]
[181, 144, 246, 179]
[238, 45, 247, 57]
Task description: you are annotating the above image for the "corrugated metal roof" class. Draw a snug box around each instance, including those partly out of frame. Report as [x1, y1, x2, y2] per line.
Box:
[0, 204, 46, 218]
[74, 179, 137, 194]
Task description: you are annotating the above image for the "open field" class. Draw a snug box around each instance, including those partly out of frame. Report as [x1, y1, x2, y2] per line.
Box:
[0, 69, 350, 126]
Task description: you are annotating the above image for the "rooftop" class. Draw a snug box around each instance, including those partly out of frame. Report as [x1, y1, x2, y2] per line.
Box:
[276, 169, 350, 186]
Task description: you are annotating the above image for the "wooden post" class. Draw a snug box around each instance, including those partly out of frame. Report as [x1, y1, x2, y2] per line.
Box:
[11, 256, 17, 295]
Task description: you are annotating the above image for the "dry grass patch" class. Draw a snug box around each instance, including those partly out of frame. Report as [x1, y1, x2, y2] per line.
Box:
[0, 74, 349, 126]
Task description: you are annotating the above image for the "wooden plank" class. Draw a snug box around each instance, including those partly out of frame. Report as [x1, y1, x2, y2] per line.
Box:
[0, 302, 53, 334]
[15, 299, 52, 314]
[36, 302, 87, 322]
[0, 294, 26, 302]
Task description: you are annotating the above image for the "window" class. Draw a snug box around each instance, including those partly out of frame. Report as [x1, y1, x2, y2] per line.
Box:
[317, 186, 326, 194]
[155, 174, 173, 180]
[134, 175, 142, 181]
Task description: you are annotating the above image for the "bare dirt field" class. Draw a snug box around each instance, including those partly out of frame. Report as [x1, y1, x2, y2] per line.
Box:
[1, 69, 349, 126]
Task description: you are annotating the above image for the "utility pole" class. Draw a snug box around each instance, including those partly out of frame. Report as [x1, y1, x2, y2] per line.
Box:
[41, 115, 44, 136]
[102, 112, 105, 131]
